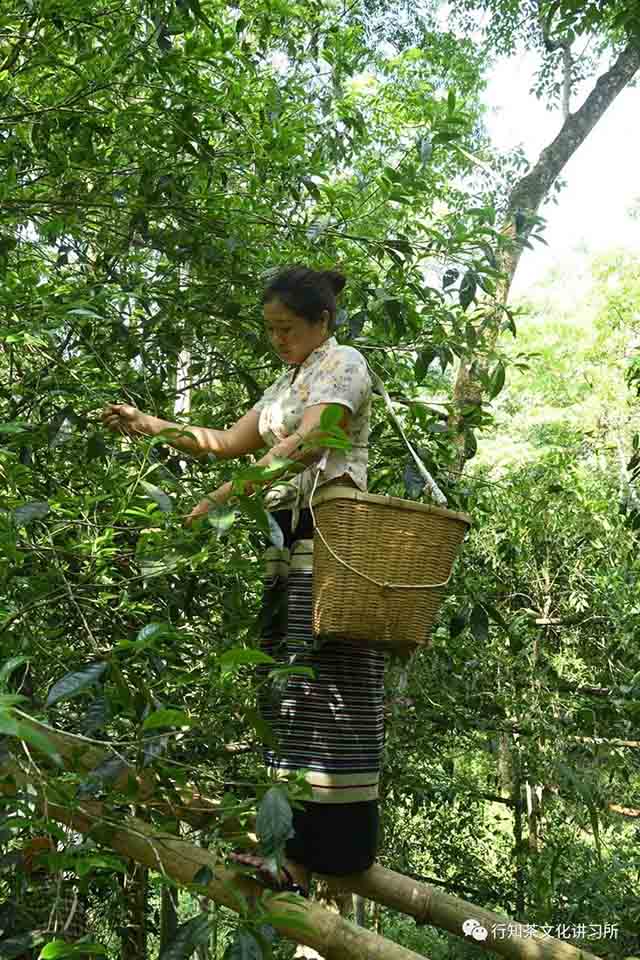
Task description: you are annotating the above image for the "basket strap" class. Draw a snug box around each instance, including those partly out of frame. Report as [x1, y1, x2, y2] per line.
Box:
[308, 470, 453, 592]
[366, 363, 448, 508]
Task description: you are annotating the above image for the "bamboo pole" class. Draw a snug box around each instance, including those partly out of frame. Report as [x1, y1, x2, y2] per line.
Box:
[8, 715, 604, 960]
[0, 761, 427, 960]
[322, 865, 600, 960]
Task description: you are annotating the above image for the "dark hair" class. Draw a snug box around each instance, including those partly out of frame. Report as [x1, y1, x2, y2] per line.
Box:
[262, 265, 347, 331]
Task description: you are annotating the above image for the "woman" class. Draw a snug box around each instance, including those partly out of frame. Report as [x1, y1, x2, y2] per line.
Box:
[102, 266, 386, 896]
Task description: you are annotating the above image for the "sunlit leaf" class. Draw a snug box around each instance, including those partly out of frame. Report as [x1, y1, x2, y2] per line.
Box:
[219, 648, 276, 675]
[140, 480, 173, 513]
[142, 708, 191, 730]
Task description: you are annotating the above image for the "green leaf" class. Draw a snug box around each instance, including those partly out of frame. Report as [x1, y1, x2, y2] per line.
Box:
[67, 307, 104, 321]
[143, 708, 191, 730]
[447, 89, 456, 113]
[483, 603, 509, 633]
[0, 422, 30, 436]
[117, 622, 174, 651]
[86, 433, 108, 462]
[140, 480, 173, 513]
[415, 348, 436, 383]
[469, 605, 489, 644]
[301, 177, 321, 201]
[488, 362, 506, 400]
[207, 505, 238, 539]
[219, 648, 276, 675]
[319, 404, 344, 430]
[72, 854, 126, 878]
[0, 657, 28, 691]
[459, 271, 477, 312]
[442, 268, 459, 289]
[13, 502, 50, 526]
[223, 930, 263, 960]
[46, 662, 108, 707]
[256, 786, 294, 858]
[238, 496, 271, 536]
[268, 665, 315, 681]
[0, 694, 28, 708]
[158, 914, 211, 960]
[233, 459, 293, 493]
[0, 710, 62, 766]
[449, 610, 468, 639]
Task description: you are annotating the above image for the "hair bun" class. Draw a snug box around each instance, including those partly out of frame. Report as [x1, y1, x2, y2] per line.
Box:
[322, 269, 347, 295]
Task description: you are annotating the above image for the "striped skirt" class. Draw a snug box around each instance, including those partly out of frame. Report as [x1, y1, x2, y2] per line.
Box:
[256, 508, 387, 806]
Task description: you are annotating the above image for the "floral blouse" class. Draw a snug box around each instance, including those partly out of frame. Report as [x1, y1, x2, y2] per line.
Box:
[252, 336, 371, 517]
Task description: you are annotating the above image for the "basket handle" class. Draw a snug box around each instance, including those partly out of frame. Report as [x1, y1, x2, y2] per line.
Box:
[308, 470, 453, 592]
[366, 362, 448, 508]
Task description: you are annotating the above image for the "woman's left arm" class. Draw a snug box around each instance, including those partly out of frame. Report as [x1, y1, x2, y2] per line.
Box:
[254, 401, 351, 473]
[184, 403, 350, 524]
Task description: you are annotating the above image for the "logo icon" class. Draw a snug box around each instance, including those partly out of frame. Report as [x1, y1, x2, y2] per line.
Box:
[462, 918, 488, 941]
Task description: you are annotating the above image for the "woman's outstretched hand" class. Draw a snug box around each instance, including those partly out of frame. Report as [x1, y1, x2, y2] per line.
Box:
[101, 403, 145, 437]
[184, 483, 232, 527]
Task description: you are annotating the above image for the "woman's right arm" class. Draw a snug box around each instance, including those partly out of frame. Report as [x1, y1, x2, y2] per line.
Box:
[101, 405, 264, 460]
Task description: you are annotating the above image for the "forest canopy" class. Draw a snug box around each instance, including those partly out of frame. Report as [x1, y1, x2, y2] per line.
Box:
[1, 0, 639, 958]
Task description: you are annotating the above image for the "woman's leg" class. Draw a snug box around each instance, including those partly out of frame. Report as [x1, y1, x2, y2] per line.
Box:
[285, 800, 379, 877]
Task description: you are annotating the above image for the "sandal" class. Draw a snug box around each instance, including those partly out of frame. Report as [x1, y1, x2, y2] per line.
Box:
[228, 851, 309, 897]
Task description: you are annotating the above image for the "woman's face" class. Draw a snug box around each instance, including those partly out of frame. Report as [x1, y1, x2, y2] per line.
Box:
[264, 298, 329, 365]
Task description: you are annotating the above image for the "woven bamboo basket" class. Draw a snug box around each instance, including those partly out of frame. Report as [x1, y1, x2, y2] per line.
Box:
[310, 486, 471, 653]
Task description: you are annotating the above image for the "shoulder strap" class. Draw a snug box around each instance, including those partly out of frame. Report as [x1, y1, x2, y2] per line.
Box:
[366, 363, 448, 507]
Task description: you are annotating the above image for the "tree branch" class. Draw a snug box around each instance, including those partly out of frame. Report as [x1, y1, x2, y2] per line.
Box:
[508, 38, 640, 235]
[2, 748, 603, 960]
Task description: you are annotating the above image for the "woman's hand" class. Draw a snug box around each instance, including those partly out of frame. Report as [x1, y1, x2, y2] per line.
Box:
[101, 403, 145, 437]
[184, 483, 232, 527]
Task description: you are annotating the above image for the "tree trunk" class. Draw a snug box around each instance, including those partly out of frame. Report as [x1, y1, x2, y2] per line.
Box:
[195, 897, 210, 960]
[512, 769, 526, 917]
[120, 861, 148, 960]
[452, 39, 640, 460]
[160, 886, 179, 953]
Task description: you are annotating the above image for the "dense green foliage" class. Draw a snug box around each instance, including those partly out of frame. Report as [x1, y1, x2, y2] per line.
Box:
[1, 0, 639, 957]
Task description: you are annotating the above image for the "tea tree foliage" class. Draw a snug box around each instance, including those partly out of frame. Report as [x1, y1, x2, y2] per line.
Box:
[1, 0, 639, 956]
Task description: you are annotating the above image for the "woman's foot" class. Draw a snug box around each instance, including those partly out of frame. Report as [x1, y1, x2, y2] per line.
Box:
[228, 851, 310, 897]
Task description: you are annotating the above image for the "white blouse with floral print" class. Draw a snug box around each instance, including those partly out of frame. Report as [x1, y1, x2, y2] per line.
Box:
[252, 336, 371, 517]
